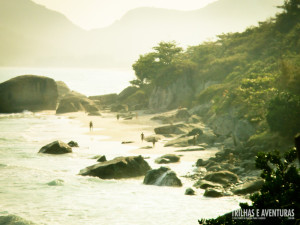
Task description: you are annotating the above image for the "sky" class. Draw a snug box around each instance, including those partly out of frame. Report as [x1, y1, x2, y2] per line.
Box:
[32, 0, 218, 30]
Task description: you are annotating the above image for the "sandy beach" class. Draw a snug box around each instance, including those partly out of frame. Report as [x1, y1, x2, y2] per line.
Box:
[63, 110, 220, 164]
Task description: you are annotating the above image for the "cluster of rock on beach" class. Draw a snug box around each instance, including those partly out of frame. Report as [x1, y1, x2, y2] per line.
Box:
[0, 75, 264, 199]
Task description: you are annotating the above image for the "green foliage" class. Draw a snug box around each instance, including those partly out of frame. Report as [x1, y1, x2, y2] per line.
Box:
[199, 148, 300, 225]
[266, 92, 300, 137]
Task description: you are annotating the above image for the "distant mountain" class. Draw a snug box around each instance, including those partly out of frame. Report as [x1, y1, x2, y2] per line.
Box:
[0, 0, 283, 68]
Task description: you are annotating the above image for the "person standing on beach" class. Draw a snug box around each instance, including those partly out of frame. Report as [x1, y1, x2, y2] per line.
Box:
[141, 132, 144, 142]
[152, 139, 156, 148]
[89, 121, 93, 131]
[117, 114, 120, 120]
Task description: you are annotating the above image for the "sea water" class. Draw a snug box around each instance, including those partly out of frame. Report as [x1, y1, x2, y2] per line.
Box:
[0, 68, 247, 224]
[0, 112, 248, 225]
[0, 67, 135, 96]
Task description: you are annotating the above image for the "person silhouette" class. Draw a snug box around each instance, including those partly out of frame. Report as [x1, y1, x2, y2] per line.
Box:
[89, 121, 93, 131]
[141, 132, 144, 142]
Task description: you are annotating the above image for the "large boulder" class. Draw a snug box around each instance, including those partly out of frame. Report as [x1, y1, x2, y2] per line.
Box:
[56, 92, 99, 114]
[203, 171, 239, 187]
[0, 75, 58, 113]
[155, 154, 180, 164]
[232, 179, 264, 195]
[56, 81, 71, 99]
[39, 141, 72, 154]
[79, 155, 151, 179]
[193, 180, 223, 189]
[0, 215, 37, 225]
[143, 167, 182, 187]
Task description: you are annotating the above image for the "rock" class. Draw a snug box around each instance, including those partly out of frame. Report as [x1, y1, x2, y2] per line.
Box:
[233, 179, 264, 195]
[89, 93, 118, 106]
[0, 75, 58, 113]
[79, 155, 151, 179]
[155, 154, 180, 164]
[164, 136, 194, 147]
[39, 141, 72, 154]
[56, 81, 71, 98]
[148, 75, 193, 110]
[154, 123, 190, 135]
[110, 104, 128, 112]
[187, 128, 203, 136]
[194, 180, 223, 189]
[175, 108, 190, 120]
[185, 187, 195, 195]
[56, 92, 99, 114]
[188, 115, 202, 123]
[151, 115, 172, 124]
[47, 179, 64, 186]
[175, 147, 205, 152]
[68, 141, 79, 147]
[203, 171, 239, 187]
[118, 86, 138, 102]
[140, 146, 153, 149]
[234, 120, 255, 142]
[196, 130, 216, 144]
[121, 141, 134, 144]
[196, 159, 209, 167]
[88, 111, 101, 116]
[0, 215, 37, 225]
[204, 188, 224, 198]
[206, 165, 222, 172]
[143, 167, 182, 187]
[96, 155, 107, 162]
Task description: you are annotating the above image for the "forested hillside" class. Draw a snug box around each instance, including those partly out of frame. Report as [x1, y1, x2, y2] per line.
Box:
[130, 0, 300, 149]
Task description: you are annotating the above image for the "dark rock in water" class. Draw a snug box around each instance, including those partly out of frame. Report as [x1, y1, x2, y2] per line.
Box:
[155, 154, 180, 164]
[39, 141, 72, 154]
[47, 179, 64, 186]
[68, 141, 79, 147]
[233, 179, 264, 195]
[185, 187, 195, 195]
[96, 155, 107, 162]
[79, 155, 151, 179]
[0, 75, 58, 113]
[56, 92, 99, 114]
[203, 171, 239, 187]
[143, 167, 182, 187]
[0, 215, 37, 225]
[204, 188, 224, 198]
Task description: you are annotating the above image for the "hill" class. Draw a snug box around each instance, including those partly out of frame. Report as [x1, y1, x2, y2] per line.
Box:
[0, 0, 284, 67]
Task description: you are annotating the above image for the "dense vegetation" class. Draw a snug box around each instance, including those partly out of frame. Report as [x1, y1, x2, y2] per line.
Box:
[198, 147, 299, 225]
[131, 0, 300, 145]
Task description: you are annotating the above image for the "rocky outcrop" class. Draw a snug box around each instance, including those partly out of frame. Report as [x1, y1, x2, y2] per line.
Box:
[155, 154, 180, 164]
[79, 155, 151, 179]
[0, 215, 37, 225]
[39, 141, 72, 154]
[232, 179, 264, 195]
[96, 155, 107, 162]
[154, 123, 193, 135]
[194, 180, 223, 189]
[143, 167, 182, 187]
[149, 75, 194, 111]
[204, 188, 224, 198]
[0, 75, 58, 113]
[56, 92, 99, 114]
[203, 171, 239, 187]
[68, 141, 79, 147]
[56, 81, 71, 99]
[185, 187, 195, 195]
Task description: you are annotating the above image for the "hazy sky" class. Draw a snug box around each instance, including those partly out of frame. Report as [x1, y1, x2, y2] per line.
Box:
[32, 0, 218, 30]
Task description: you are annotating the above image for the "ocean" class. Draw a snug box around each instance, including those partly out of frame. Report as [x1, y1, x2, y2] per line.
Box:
[0, 68, 247, 225]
